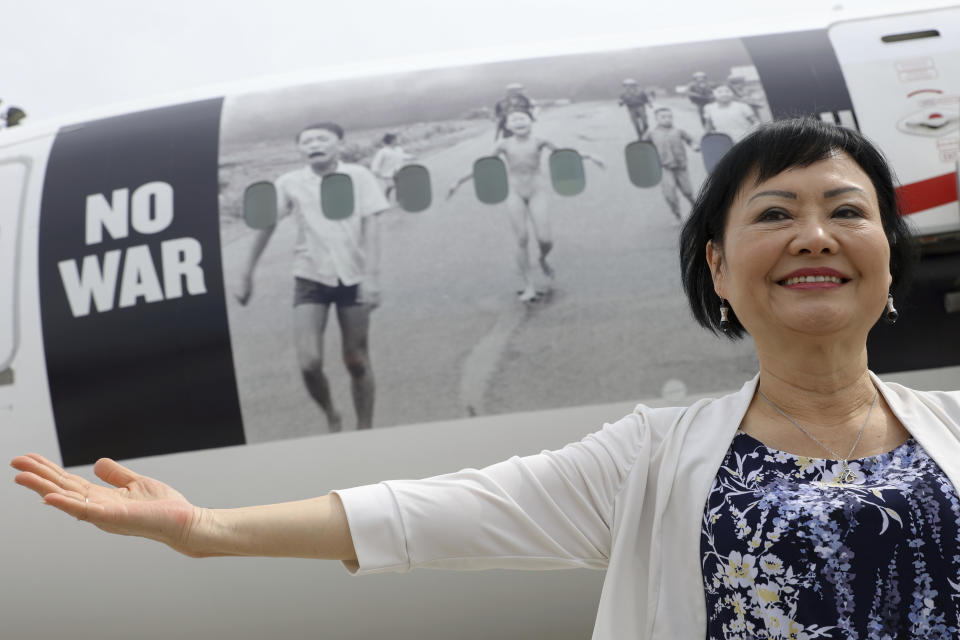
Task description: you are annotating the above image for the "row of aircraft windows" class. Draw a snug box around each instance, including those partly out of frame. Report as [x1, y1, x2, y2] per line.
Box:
[242, 133, 736, 227]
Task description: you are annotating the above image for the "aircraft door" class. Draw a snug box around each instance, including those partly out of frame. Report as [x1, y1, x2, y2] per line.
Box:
[829, 8, 960, 239]
[0, 157, 30, 374]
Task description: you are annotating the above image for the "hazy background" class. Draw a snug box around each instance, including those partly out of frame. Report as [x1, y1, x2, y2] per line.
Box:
[3, 0, 959, 125]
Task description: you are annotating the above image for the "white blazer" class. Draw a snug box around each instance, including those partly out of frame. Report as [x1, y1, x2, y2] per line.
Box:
[336, 374, 960, 639]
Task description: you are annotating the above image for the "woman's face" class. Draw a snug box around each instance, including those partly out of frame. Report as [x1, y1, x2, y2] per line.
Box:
[707, 152, 892, 343]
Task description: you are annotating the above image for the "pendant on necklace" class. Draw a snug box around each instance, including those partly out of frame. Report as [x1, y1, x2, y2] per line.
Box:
[835, 463, 857, 484]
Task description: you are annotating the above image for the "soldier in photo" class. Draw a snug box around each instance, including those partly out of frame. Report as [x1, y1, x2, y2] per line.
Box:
[726, 73, 765, 117]
[703, 84, 759, 143]
[686, 71, 715, 126]
[618, 78, 652, 139]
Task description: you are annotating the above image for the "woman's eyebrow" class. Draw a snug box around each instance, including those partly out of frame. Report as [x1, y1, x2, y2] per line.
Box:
[824, 186, 866, 198]
[748, 190, 796, 202]
[747, 186, 866, 203]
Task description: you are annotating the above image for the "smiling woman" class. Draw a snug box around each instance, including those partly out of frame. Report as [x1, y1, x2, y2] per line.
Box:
[680, 117, 914, 340]
[712, 155, 891, 340]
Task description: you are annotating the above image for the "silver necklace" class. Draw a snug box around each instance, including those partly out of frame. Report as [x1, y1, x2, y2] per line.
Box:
[756, 388, 879, 484]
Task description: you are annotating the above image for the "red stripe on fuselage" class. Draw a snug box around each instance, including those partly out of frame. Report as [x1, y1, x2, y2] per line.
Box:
[896, 172, 958, 215]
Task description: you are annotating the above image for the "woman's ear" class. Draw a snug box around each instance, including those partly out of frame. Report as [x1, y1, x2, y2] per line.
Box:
[706, 240, 725, 298]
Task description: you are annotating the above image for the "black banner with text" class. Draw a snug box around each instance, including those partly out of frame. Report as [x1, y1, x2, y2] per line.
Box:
[39, 99, 244, 466]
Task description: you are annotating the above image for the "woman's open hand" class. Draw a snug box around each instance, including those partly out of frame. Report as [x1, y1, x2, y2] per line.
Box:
[11, 453, 205, 556]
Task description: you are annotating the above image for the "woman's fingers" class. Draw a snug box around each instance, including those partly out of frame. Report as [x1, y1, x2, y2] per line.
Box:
[93, 458, 139, 488]
[11, 454, 64, 483]
[13, 461, 93, 517]
[22, 453, 67, 476]
[13, 470, 64, 498]
[11, 454, 89, 495]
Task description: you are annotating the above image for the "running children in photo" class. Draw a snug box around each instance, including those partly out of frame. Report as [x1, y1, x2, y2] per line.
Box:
[370, 133, 416, 200]
[235, 122, 389, 431]
[618, 78, 651, 139]
[642, 107, 700, 221]
[703, 84, 759, 143]
[447, 108, 604, 303]
[493, 83, 534, 140]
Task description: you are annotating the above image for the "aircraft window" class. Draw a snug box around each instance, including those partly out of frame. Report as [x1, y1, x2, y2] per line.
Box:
[624, 141, 662, 188]
[394, 164, 432, 212]
[320, 173, 355, 220]
[881, 30, 940, 43]
[473, 156, 509, 204]
[0, 159, 30, 374]
[242, 181, 278, 229]
[701, 133, 734, 174]
[549, 149, 586, 196]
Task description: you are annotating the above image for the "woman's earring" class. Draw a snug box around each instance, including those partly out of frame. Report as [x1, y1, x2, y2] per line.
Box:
[719, 298, 731, 333]
[884, 294, 898, 324]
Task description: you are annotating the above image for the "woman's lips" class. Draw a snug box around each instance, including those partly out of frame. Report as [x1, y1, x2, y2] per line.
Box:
[777, 268, 850, 289]
[779, 274, 847, 289]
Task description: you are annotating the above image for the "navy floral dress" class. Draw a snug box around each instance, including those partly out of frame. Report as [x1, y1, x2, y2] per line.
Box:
[701, 431, 960, 639]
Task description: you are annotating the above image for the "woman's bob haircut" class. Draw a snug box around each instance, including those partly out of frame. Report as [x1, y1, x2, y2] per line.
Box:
[679, 117, 916, 339]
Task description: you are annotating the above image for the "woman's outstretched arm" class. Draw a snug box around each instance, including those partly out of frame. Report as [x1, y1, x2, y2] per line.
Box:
[10, 453, 357, 563]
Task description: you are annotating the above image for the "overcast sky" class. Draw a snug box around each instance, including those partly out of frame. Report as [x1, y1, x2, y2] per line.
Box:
[3, 0, 958, 124]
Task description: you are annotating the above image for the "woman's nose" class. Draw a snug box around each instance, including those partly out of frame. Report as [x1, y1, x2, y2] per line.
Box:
[791, 219, 839, 255]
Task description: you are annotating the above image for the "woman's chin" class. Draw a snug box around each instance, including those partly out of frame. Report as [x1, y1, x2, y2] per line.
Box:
[781, 307, 859, 338]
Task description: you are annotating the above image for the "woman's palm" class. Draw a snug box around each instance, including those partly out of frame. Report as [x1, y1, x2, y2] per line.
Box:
[11, 453, 200, 554]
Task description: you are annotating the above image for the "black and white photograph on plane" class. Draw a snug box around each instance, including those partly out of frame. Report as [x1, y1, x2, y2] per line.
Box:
[217, 38, 772, 442]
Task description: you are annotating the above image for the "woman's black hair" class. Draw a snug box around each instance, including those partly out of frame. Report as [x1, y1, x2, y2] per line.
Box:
[679, 117, 916, 339]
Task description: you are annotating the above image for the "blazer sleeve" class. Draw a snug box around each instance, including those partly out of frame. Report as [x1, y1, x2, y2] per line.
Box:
[334, 411, 650, 575]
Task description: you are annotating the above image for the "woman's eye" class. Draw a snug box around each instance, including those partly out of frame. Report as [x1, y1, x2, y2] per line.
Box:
[833, 207, 863, 219]
[757, 208, 789, 222]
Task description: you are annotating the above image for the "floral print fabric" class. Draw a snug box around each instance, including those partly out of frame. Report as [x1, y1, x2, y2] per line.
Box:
[701, 431, 960, 639]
